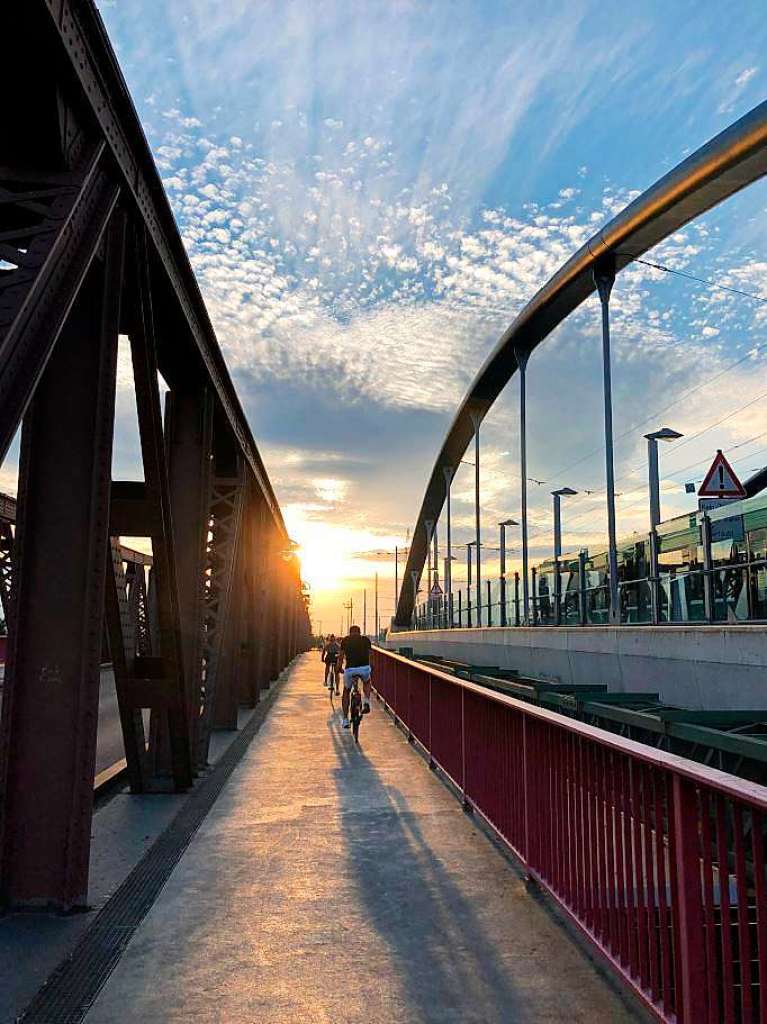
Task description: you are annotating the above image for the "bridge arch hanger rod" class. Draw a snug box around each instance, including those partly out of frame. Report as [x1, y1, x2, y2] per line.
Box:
[394, 99, 767, 628]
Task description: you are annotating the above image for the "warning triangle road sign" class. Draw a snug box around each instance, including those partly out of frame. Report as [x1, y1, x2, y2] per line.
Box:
[698, 450, 747, 499]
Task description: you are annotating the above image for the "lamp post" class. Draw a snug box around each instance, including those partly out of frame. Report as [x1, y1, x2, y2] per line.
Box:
[551, 488, 577, 626]
[499, 518, 518, 628]
[551, 487, 578, 559]
[443, 555, 456, 627]
[424, 518, 435, 591]
[467, 540, 478, 627]
[645, 427, 683, 624]
[645, 428, 683, 530]
[594, 255, 619, 625]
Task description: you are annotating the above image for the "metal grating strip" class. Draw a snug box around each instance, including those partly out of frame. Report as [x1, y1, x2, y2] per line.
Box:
[20, 675, 285, 1023]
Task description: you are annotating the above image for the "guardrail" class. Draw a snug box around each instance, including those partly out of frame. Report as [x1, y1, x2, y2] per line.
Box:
[416, 554, 767, 629]
[372, 645, 767, 1023]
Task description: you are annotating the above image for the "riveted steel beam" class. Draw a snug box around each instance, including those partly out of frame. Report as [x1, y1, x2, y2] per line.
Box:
[0, 212, 124, 910]
[39, 0, 287, 538]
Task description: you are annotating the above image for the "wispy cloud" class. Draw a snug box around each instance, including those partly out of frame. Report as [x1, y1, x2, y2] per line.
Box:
[91, 1, 767, 625]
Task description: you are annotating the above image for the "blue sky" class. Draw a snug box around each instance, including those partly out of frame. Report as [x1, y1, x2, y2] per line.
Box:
[87, 0, 767, 629]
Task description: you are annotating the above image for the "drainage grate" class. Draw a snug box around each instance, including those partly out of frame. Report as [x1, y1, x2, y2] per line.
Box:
[21, 679, 284, 1023]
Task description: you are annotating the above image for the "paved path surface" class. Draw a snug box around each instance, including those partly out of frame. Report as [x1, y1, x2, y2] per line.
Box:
[84, 653, 635, 1024]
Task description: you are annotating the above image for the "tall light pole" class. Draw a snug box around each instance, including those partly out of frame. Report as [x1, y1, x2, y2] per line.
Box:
[363, 589, 367, 635]
[470, 412, 482, 621]
[394, 545, 398, 617]
[374, 572, 379, 639]
[594, 255, 619, 625]
[645, 427, 682, 625]
[410, 570, 419, 627]
[551, 487, 578, 559]
[424, 518, 434, 590]
[514, 347, 530, 622]
[499, 518, 519, 577]
[499, 519, 518, 628]
[645, 428, 682, 530]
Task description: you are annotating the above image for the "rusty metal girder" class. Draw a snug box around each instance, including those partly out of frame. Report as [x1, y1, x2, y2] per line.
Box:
[202, 471, 246, 755]
[40, 0, 287, 537]
[0, 213, 124, 909]
[0, 143, 120, 463]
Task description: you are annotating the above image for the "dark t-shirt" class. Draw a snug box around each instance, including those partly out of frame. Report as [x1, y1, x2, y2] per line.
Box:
[323, 642, 340, 663]
[341, 633, 371, 668]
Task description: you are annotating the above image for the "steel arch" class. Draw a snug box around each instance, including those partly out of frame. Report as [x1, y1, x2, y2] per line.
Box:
[394, 100, 767, 627]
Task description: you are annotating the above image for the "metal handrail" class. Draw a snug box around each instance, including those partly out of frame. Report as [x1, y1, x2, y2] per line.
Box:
[373, 645, 767, 805]
[395, 100, 767, 627]
[373, 645, 767, 1021]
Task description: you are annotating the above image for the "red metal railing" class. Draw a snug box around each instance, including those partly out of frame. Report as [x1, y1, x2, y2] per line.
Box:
[372, 646, 767, 1023]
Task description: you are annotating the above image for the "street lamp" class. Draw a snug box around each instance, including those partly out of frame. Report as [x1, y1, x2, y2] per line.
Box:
[551, 488, 577, 626]
[645, 426, 683, 625]
[499, 519, 518, 628]
[551, 488, 578, 559]
[443, 554, 456, 627]
[467, 540, 479, 627]
[499, 519, 519, 577]
[644, 428, 683, 530]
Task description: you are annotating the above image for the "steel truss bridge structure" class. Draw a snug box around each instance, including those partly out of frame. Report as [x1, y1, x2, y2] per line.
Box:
[394, 97, 767, 630]
[0, 2, 309, 910]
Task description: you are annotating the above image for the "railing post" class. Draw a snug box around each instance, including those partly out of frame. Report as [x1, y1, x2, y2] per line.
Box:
[671, 775, 707, 1023]
[467, 591, 472, 628]
[486, 579, 492, 627]
[578, 551, 587, 626]
[514, 572, 520, 627]
[500, 575, 507, 627]
[521, 715, 533, 872]
[457, 590, 462, 627]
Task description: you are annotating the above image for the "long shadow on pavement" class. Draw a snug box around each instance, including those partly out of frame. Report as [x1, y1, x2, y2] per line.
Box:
[326, 707, 533, 1023]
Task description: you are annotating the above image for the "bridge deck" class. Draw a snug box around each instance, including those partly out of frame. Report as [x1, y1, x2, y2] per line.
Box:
[84, 653, 635, 1023]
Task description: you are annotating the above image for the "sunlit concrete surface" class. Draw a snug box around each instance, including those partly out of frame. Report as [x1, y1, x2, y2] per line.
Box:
[84, 653, 636, 1024]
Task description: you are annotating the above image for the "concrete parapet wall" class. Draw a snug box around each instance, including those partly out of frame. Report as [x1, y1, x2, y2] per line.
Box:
[385, 626, 767, 710]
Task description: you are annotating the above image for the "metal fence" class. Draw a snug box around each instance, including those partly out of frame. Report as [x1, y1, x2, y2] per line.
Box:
[372, 645, 767, 1023]
[415, 553, 767, 629]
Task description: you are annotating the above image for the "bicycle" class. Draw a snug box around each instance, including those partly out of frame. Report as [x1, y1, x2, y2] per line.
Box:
[348, 675, 364, 743]
[323, 659, 336, 692]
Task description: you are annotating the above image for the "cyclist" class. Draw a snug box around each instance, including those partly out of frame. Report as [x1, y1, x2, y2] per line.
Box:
[321, 634, 340, 692]
[339, 625, 372, 729]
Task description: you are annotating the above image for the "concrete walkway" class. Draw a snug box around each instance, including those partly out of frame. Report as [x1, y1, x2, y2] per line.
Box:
[84, 653, 635, 1024]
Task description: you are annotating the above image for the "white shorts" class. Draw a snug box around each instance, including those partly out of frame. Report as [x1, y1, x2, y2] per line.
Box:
[343, 665, 371, 690]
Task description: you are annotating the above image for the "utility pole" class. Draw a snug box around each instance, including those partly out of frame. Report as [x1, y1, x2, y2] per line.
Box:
[363, 589, 367, 635]
[394, 546, 398, 617]
[374, 572, 379, 638]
